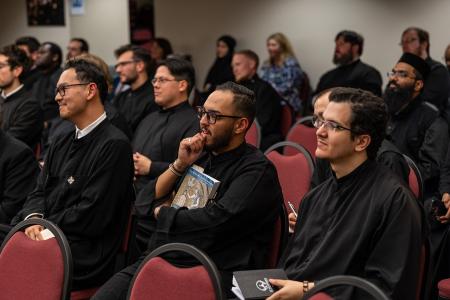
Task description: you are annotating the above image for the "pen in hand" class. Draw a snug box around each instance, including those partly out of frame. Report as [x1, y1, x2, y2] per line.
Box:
[287, 201, 298, 218]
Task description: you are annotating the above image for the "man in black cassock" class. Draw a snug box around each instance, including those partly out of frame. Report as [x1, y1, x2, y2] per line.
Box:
[0, 45, 43, 149]
[112, 45, 159, 134]
[132, 58, 199, 253]
[315, 30, 382, 97]
[268, 87, 423, 300]
[9, 59, 134, 290]
[0, 129, 39, 227]
[384, 52, 448, 198]
[92, 82, 284, 300]
[15, 36, 41, 91]
[400, 27, 450, 117]
[232, 49, 283, 150]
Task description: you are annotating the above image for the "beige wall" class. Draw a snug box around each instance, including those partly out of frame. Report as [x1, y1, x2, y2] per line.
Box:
[0, 0, 129, 65]
[154, 0, 450, 89]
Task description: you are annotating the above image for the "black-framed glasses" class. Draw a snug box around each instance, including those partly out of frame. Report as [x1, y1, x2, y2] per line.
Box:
[386, 70, 416, 80]
[114, 60, 138, 69]
[313, 116, 353, 132]
[55, 83, 90, 97]
[196, 106, 243, 124]
[151, 77, 180, 85]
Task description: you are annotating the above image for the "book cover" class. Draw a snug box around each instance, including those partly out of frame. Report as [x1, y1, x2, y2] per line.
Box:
[171, 165, 220, 209]
[232, 269, 288, 300]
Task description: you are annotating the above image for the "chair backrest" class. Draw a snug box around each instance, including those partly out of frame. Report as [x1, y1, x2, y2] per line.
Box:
[0, 219, 72, 300]
[304, 275, 389, 300]
[266, 204, 289, 268]
[245, 119, 261, 148]
[127, 243, 224, 300]
[265, 141, 315, 211]
[403, 154, 424, 201]
[286, 117, 317, 158]
[280, 100, 295, 138]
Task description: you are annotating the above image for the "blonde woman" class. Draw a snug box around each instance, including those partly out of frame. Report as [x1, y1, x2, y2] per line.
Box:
[260, 33, 303, 113]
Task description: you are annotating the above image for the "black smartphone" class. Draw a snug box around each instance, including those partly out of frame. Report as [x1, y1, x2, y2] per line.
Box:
[431, 197, 447, 217]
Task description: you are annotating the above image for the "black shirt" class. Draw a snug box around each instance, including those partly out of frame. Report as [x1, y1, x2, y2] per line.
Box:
[282, 160, 423, 300]
[31, 67, 62, 121]
[112, 80, 158, 134]
[0, 86, 43, 148]
[423, 57, 450, 115]
[316, 59, 382, 96]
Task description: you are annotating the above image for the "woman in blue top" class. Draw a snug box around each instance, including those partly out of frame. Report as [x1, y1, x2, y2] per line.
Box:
[260, 32, 304, 113]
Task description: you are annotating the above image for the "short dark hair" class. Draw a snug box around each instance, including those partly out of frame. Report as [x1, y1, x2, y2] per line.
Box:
[114, 44, 154, 75]
[235, 49, 260, 69]
[64, 59, 108, 103]
[71, 38, 89, 52]
[216, 81, 256, 130]
[42, 42, 63, 66]
[157, 58, 196, 95]
[15, 36, 40, 53]
[154, 38, 173, 59]
[402, 27, 430, 54]
[329, 87, 387, 160]
[0, 45, 31, 81]
[335, 30, 364, 56]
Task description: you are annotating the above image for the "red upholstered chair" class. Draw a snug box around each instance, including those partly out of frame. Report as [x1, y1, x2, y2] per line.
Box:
[266, 204, 289, 268]
[245, 119, 261, 148]
[127, 243, 224, 300]
[304, 275, 389, 300]
[265, 141, 315, 212]
[438, 278, 450, 299]
[285, 117, 317, 158]
[280, 100, 295, 138]
[403, 154, 424, 201]
[0, 219, 72, 300]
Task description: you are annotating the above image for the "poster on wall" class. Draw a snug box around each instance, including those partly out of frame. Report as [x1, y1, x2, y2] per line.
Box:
[26, 0, 65, 26]
[70, 0, 85, 16]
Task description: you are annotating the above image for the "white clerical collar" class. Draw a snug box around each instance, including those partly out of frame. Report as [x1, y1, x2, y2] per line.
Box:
[75, 112, 107, 139]
[1, 84, 24, 99]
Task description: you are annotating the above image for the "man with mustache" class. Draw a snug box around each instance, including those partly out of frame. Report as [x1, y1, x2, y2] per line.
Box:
[384, 52, 448, 198]
[315, 30, 382, 96]
[92, 82, 283, 300]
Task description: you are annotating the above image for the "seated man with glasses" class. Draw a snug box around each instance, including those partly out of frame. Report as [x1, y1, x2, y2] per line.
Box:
[7, 59, 135, 290]
[112, 44, 159, 134]
[92, 81, 284, 300]
[267, 87, 424, 300]
[132, 58, 199, 254]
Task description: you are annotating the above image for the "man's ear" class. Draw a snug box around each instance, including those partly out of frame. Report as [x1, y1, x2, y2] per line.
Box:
[85, 83, 98, 101]
[235, 118, 249, 135]
[354, 134, 371, 153]
[12, 65, 23, 78]
[178, 79, 188, 93]
[414, 79, 424, 92]
[135, 60, 145, 73]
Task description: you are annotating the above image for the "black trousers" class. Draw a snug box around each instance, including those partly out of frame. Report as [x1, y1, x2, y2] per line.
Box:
[91, 256, 144, 300]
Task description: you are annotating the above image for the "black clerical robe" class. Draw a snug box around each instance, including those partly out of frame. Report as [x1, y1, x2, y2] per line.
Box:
[12, 119, 134, 290]
[387, 96, 448, 196]
[311, 139, 409, 188]
[0, 86, 43, 148]
[31, 67, 62, 121]
[315, 59, 382, 96]
[0, 131, 39, 224]
[149, 143, 283, 292]
[423, 57, 450, 115]
[112, 80, 158, 134]
[239, 75, 283, 151]
[282, 160, 423, 300]
[132, 101, 199, 251]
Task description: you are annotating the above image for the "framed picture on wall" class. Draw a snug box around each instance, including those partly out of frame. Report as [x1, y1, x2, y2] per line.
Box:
[26, 0, 65, 26]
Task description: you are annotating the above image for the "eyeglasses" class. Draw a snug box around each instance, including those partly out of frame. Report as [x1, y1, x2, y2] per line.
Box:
[399, 38, 418, 46]
[151, 77, 180, 85]
[55, 83, 90, 97]
[386, 70, 416, 79]
[114, 60, 138, 69]
[196, 106, 243, 124]
[313, 116, 353, 132]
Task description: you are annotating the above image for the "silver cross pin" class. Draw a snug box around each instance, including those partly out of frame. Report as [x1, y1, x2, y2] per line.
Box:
[67, 176, 75, 185]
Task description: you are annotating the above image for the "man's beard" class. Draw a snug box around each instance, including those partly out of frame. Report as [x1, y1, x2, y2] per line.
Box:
[122, 73, 138, 85]
[383, 82, 415, 115]
[204, 126, 234, 152]
[333, 51, 354, 66]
